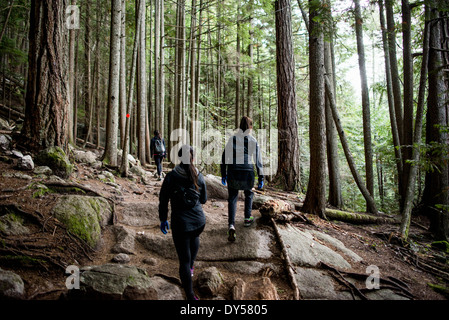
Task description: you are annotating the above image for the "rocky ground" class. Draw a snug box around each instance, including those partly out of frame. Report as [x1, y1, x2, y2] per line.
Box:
[0, 140, 448, 301]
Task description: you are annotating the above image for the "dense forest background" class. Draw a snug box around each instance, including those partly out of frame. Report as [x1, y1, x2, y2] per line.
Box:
[0, 0, 447, 241]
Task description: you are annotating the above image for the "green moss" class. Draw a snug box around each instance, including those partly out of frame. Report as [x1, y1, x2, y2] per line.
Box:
[36, 146, 73, 179]
[428, 283, 449, 299]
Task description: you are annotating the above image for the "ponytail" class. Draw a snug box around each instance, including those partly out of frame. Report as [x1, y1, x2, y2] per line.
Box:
[178, 145, 199, 191]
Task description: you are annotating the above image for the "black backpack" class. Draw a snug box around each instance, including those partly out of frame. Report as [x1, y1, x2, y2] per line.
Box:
[172, 184, 200, 210]
[155, 138, 165, 154]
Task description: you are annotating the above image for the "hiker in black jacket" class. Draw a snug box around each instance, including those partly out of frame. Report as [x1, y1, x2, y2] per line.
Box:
[159, 145, 207, 300]
[150, 130, 166, 180]
[221, 116, 264, 242]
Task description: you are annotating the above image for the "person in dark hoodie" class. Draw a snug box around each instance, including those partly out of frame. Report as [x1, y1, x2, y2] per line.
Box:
[150, 130, 166, 180]
[159, 145, 207, 300]
[221, 116, 264, 242]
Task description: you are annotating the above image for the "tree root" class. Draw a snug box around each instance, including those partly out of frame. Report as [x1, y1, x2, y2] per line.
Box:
[270, 217, 301, 300]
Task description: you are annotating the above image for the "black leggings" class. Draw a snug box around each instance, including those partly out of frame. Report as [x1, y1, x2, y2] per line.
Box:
[172, 225, 204, 300]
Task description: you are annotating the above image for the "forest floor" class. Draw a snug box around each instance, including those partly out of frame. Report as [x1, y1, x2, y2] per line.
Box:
[0, 144, 448, 301]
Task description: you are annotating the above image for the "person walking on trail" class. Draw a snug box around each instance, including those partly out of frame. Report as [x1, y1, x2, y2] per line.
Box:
[150, 130, 166, 180]
[221, 116, 264, 242]
[159, 145, 207, 300]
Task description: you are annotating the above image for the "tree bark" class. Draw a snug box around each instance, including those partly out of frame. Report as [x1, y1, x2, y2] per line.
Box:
[21, 0, 69, 153]
[119, 0, 127, 150]
[274, 0, 301, 192]
[399, 3, 429, 240]
[137, 0, 147, 165]
[103, 0, 122, 167]
[401, 0, 414, 212]
[303, 0, 327, 218]
[324, 1, 342, 208]
[421, 0, 449, 241]
[120, 0, 141, 177]
[354, 0, 375, 203]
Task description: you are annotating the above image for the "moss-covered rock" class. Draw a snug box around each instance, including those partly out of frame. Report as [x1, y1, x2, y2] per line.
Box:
[51, 195, 113, 248]
[35, 146, 73, 179]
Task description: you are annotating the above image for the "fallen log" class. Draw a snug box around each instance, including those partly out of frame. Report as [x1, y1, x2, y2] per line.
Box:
[259, 198, 397, 225]
[324, 208, 398, 225]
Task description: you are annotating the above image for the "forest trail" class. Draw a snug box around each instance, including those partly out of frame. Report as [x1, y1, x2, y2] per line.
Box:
[0, 145, 447, 300]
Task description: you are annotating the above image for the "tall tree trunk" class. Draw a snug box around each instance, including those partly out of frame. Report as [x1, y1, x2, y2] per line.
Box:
[401, 0, 414, 212]
[274, 0, 301, 191]
[21, 0, 69, 152]
[325, 76, 378, 214]
[378, 0, 403, 203]
[103, 0, 122, 166]
[324, 24, 343, 208]
[235, 4, 241, 129]
[119, 0, 126, 150]
[137, 0, 147, 164]
[189, 0, 197, 146]
[399, 3, 429, 240]
[120, 0, 141, 177]
[303, 0, 326, 218]
[354, 0, 375, 206]
[421, 0, 449, 241]
[68, 0, 76, 145]
[83, 0, 93, 147]
[174, 0, 186, 147]
[385, 0, 404, 145]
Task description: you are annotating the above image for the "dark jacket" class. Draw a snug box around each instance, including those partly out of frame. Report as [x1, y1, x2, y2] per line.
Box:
[159, 165, 207, 233]
[150, 136, 166, 157]
[221, 132, 264, 180]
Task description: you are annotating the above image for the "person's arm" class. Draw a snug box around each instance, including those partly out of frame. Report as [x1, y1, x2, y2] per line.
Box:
[150, 138, 154, 157]
[199, 173, 207, 204]
[159, 173, 171, 222]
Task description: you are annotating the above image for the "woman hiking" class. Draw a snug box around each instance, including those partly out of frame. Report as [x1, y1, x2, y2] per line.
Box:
[150, 130, 166, 180]
[221, 116, 264, 242]
[159, 145, 207, 300]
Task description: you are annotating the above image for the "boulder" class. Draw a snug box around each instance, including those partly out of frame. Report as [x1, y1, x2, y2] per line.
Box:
[0, 134, 11, 151]
[73, 149, 97, 165]
[232, 277, 279, 300]
[33, 166, 53, 176]
[51, 195, 113, 247]
[74, 264, 157, 300]
[35, 146, 73, 179]
[111, 225, 136, 255]
[196, 267, 223, 296]
[17, 155, 34, 171]
[204, 174, 229, 200]
[0, 213, 30, 236]
[112, 253, 130, 264]
[0, 268, 25, 299]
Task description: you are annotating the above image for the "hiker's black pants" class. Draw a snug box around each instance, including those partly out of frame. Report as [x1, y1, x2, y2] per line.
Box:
[172, 225, 205, 300]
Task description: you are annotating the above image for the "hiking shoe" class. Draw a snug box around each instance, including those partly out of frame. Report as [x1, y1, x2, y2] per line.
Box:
[228, 225, 236, 242]
[244, 216, 254, 227]
[190, 267, 194, 277]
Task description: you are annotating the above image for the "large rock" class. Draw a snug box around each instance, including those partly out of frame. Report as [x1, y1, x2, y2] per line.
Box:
[74, 264, 157, 300]
[0, 212, 30, 236]
[0, 268, 25, 299]
[17, 155, 34, 171]
[52, 195, 113, 247]
[35, 146, 73, 179]
[111, 225, 136, 255]
[196, 267, 223, 296]
[276, 224, 354, 269]
[117, 201, 158, 227]
[204, 174, 228, 200]
[0, 134, 11, 151]
[73, 149, 97, 165]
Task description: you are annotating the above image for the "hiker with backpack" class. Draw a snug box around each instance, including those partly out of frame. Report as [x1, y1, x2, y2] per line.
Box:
[221, 116, 264, 242]
[159, 145, 207, 300]
[150, 130, 166, 180]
